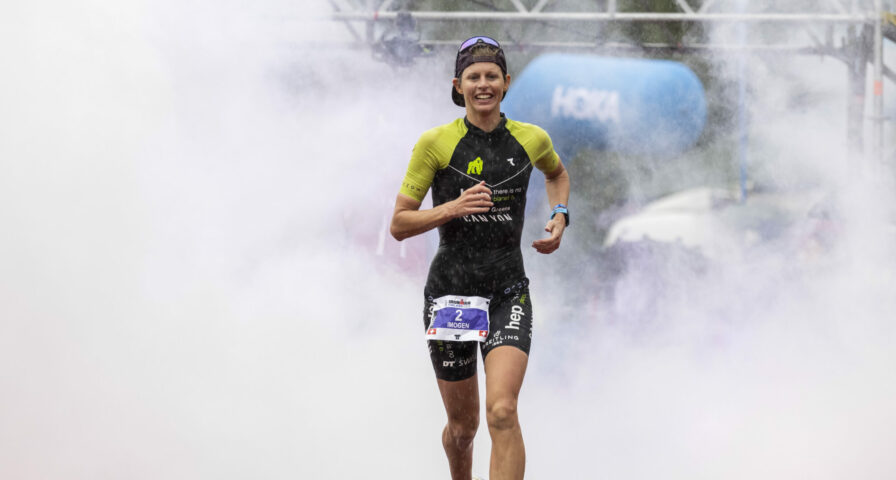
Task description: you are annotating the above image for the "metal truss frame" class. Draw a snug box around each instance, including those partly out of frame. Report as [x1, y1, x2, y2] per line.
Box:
[329, 0, 890, 164]
[329, 1, 875, 48]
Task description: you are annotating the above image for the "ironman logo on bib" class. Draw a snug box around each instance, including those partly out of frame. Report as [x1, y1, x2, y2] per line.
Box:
[426, 295, 490, 342]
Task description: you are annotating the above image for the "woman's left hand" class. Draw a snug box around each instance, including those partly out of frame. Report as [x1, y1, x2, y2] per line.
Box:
[531, 216, 565, 254]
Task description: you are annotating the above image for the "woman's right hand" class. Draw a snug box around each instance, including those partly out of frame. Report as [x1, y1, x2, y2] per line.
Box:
[449, 181, 493, 218]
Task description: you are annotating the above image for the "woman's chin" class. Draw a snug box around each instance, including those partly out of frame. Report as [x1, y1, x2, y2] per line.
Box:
[469, 100, 500, 115]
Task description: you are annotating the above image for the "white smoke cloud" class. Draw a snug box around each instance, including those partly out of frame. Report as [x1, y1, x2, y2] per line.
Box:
[0, 1, 448, 478]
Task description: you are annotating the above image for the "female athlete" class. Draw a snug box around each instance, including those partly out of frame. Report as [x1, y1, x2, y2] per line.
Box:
[390, 36, 570, 480]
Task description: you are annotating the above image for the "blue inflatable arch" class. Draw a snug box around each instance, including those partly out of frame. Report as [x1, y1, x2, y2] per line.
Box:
[503, 53, 707, 161]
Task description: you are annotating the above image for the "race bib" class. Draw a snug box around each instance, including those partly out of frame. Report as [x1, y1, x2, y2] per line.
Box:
[425, 295, 490, 342]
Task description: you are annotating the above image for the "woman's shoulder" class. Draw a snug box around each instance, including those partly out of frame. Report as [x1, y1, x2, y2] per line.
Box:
[415, 118, 468, 148]
[505, 118, 551, 142]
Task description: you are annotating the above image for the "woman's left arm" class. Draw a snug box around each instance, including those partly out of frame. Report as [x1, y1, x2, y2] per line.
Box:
[532, 161, 570, 254]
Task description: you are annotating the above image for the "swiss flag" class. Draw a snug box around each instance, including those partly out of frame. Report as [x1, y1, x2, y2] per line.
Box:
[479, 330, 488, 337]
[428, 328, 437, 335]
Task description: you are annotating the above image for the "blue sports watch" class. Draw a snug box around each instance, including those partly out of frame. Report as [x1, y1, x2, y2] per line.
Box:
[550, 203, 569, 226]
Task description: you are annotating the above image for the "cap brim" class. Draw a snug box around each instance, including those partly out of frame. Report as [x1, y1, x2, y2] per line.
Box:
[451, 86, 465, 107]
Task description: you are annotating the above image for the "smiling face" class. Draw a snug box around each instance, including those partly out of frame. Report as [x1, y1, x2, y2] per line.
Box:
[453, 62, 510, 117]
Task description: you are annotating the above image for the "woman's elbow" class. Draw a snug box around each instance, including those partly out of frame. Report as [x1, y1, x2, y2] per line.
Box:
[390, 221, 408, 242]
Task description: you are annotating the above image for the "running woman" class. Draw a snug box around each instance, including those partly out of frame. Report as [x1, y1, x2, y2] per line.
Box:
[390, 36, 570, 480]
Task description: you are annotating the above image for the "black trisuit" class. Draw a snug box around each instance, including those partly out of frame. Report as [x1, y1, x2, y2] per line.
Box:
[400, 114, 560, 381]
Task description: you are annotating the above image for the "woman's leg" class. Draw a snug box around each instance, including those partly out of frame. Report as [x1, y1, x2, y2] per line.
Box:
[484, 346, 528, 480]
[437, 374, 481, 480]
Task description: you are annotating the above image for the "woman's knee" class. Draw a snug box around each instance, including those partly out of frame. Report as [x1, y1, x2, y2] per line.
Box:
[446, 413, 479, 444]
[486, 398, 518, 431]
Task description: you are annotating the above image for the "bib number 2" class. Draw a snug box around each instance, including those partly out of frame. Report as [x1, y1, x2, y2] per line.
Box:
[426, 295, 490, 342]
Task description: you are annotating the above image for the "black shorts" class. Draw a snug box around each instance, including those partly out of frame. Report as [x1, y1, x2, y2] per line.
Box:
[422, 278, 533, 381]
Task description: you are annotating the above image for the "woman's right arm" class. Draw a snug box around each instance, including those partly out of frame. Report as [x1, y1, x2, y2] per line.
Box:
[390, 181, 493, 241]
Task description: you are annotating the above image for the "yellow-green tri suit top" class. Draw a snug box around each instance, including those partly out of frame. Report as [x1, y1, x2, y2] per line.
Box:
[400, 114, 560, 296]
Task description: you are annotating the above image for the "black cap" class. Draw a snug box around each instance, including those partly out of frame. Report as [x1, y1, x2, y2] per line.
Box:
[451, 37, 507, 107]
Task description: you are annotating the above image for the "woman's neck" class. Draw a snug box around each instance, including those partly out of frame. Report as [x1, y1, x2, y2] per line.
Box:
[465, 108, 502, 132]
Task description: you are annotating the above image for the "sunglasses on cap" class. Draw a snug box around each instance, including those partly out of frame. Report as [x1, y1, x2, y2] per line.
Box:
[458, 36, 501, 52]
